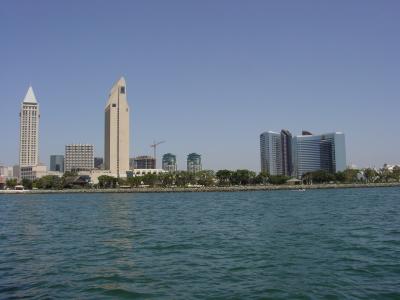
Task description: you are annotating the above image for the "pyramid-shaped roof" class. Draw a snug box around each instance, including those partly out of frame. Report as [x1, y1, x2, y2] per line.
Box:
[23, 86, 37, 103]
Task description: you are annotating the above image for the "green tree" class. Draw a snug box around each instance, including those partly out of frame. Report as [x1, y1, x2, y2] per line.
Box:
[392, 166, 400, 182]
[159, 172, 175, 187]
[230, 170, 256, 185]
[268, 175, 289, 185]
[343, 168, 359, 183]
[310, 170, 335, 184]
[142, 174, 159, 187]
[36, 175, 63, 189]
[118, 177, 128, 186]
[21, 178, 33, 189]
[196, 170, 215, 186]
[175, 171, 195, 187]
[378, 168, 390, 182]
[363, 168, 378, 183]
[98, 175, 117, 188]
[334, 171, 346, 183]
[6, 178, 17, 189]
[61, 171, 78, 188]
[255, 172, 269, 185]
[302, 170, 335, 184]
[34, 178, 43, 189]
[127, 176, 143, 187]
[216, 170, 232, 186]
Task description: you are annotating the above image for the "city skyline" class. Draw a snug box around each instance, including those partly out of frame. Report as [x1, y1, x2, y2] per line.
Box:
[1, 1, 400, 170]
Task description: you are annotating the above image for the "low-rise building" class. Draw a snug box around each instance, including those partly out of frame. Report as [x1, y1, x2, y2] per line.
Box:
[64, 144, 94, 172]
[13, 165, 20, 179]
[78, 170, 113, 185]
[46, 171, 63, 177]
[0, 166, 14, 178]
[20, 165, 47, 181]
[132, 156, 156, 169]
[128, 169, 166, 177]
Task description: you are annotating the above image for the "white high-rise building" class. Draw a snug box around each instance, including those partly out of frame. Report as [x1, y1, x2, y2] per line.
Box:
[104, 77, 130, 177]
[19, 86, 40, 167]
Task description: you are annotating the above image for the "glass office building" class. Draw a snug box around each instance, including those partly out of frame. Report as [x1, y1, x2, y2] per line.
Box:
[162, 153, 177, 172]
[260, 131, 282, 175]
[187, 153, 202, 173]
[292, 132, 346, 178]
[50, 155, 64, 172]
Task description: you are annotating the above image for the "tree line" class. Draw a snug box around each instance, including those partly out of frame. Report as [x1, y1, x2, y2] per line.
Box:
[4, 166, 400, 190]
[5, 171, 83, 190]
[302, 167, 400, 184]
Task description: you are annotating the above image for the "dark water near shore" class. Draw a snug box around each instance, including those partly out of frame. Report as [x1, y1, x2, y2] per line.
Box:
[1, 188, 400, 299]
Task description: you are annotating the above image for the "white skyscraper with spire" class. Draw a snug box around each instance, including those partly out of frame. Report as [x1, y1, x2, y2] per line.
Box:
[19, 86, 40, 167]
[104, 77, 130, 177]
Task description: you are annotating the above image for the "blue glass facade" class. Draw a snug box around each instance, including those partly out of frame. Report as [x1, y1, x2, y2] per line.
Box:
[50, 155, 64, 173]
[292, 132, 346, 178]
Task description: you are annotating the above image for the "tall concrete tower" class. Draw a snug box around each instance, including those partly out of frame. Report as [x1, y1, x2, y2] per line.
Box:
[19, 86, 40, 167]
[104, 77, 130, 176]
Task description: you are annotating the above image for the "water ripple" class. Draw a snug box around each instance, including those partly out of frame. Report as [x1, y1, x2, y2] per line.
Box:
[0, 188, 400, 299]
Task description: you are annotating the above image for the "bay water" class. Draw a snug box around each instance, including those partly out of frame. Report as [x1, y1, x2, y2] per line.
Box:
[1, 187, 400, 299]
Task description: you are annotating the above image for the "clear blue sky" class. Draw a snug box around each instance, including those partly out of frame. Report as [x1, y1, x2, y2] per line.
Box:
[1, 0, 399, 171]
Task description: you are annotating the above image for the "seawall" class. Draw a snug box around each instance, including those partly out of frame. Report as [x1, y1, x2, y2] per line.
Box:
[1, 182, 399, 195]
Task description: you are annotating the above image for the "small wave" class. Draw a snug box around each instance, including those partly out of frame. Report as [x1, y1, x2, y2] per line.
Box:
[85, 286, 156, 299]
[81, 274, 131, 283]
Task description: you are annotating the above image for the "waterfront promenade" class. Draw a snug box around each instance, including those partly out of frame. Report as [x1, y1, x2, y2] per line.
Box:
[1, 182, 399, 195]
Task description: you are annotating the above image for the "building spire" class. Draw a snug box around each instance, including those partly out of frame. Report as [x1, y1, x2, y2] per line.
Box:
[23, 86, 37, 104]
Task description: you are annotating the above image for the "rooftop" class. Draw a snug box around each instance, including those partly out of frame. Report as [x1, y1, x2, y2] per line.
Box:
[22, 86, 37, 104]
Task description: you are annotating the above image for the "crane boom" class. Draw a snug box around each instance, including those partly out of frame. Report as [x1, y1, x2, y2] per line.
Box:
[150, 140, 166, 168]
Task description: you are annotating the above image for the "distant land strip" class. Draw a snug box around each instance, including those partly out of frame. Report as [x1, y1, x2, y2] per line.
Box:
[1, 183, 399, 195]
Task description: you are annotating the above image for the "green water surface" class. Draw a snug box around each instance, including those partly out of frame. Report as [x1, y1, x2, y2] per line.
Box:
[1, 188, 399, 299]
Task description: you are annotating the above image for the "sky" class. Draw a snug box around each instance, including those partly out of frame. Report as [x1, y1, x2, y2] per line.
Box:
[1, 0, 399, 171]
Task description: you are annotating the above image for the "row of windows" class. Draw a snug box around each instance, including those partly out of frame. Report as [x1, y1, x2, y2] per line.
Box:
[65, 147, 93, 149]
[21, 111, 38, 114]
[65, 152, 93, 154]
[65, 159, 93, 162]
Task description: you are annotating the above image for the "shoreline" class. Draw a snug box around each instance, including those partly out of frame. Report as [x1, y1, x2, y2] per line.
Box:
[0, 182, 399, 195]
